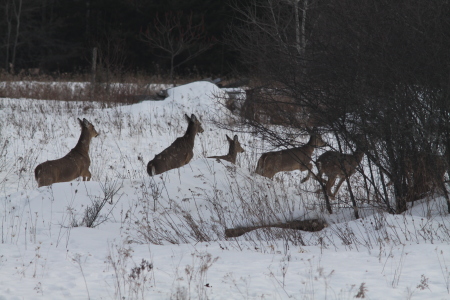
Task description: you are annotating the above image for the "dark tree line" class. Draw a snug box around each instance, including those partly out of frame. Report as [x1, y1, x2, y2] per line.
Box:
[230, 0, 450, 214]
[0, 0, 243, 76]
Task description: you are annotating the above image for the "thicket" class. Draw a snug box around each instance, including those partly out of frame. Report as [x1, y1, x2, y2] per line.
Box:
[229, 0, 450, 214]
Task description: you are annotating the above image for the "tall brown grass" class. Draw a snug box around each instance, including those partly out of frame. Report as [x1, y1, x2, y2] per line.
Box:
[0, 73, 175, 105]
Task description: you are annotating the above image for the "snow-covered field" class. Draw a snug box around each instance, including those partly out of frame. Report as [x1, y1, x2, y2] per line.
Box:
[0, 81, 449, 299]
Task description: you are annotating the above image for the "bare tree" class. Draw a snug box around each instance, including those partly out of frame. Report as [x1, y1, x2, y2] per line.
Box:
[93, 32, 129, 88]
[3, 0, 22, 73]
[140, 11, 216, 85]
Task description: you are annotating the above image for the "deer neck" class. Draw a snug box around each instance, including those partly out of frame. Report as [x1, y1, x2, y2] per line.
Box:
[183, 122, 198, 144]
[73, 128, 92, 155]
[297, 144, 315, 157]
[354, 149, 364, 163]
[226, 144, 238, 163]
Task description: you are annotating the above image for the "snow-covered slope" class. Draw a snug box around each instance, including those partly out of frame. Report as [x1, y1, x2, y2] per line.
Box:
[0, 81, 449, 299]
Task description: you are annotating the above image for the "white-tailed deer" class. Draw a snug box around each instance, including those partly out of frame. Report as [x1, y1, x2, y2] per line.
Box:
[255, 133, 326, 179]
[147, 113, 204, 176]
[208, 134, 245, 164]
[35, 118, 99, 187]
[392, 152, 447, 202]
[314, 145, 365, 199]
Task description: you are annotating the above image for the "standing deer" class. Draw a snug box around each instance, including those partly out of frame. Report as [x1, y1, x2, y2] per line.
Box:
[35, 118, 99, 187]
[255, 133, 326, 179]
[313, 144, 365, 200]
[147, 113, 204, 176]
[389, 152, 448, 202]
[208, 134, 245, 164]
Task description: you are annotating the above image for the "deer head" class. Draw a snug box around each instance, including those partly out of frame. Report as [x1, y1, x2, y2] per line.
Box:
[208, 134, 245, 164]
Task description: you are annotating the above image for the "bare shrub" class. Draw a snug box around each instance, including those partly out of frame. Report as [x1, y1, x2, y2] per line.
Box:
[355, 282, 367, 298]
[170, 252, 218, 300]
[107, 244, 155, 300]
[81, 178, 123, 228]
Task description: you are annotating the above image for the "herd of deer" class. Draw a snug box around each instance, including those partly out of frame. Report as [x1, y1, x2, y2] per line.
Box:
[33, 115, 373, 200]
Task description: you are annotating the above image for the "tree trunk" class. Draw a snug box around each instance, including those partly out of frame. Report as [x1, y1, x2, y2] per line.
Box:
[301, 0, 307, 57]
[4, 0, 12, 72]
[170, 54, 175, 86]
[294, 0, 301, 55]
[11, 0, 22, 72]
[90, 47, 97, 96]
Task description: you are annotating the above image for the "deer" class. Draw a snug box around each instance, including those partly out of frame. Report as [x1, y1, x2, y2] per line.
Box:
[208, 134, 245, 164]
[147, 113, 204, 176]
[255, 133, 326, 180]
[34, 118, 99, 187]
[406, 153, 447, 201]
[313, 143, 365, 200]
[383, 151, 448, 202]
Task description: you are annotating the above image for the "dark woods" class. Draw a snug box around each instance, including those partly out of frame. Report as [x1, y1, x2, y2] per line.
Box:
[0, 0, 238, 76]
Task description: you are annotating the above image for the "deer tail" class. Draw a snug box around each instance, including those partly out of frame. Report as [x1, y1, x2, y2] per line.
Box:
[34, 164, 42, 181]
[147, 162, 156, 176]
[255, 155, 266, 175]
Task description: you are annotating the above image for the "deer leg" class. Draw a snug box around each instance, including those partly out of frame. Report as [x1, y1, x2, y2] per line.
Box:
[312, 166, 327, 184]
[301, 163, 313, 183]
[82, 170, 92, 181]
[326, 175, 338, 200]
[331, 176, 346, 198]
[314, 169, 326, 193]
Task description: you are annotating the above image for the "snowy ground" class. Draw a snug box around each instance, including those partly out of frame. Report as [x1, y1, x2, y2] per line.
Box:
[0, 81, 449, 299]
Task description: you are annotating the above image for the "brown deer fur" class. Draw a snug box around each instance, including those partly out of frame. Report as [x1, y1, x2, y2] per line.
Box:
[208, 134, 245, 164]
[314, 146, 365, 199]
[147, 114, 204, 176]
[35, 118, 99, 187]
[402, 152, 447, 201]
[255, 133, 326, 179]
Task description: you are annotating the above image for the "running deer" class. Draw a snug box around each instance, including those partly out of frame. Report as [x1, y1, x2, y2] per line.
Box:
[208, 134, 245, 164]
[147, 113, 204, 176]
[255, 133, 326, 179]
[313, 144, 365, 199]
[34, 118, 99, 187]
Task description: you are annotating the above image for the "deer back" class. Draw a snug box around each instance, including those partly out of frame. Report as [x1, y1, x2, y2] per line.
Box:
[147, 113, 204, 176]
[255, 133, 326, 178]
[317, 147, 364, 179]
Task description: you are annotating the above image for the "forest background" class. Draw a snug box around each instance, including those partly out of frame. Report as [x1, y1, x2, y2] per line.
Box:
[1, 0, 242, 77]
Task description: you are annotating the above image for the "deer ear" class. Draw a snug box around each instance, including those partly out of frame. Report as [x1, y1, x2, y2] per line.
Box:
[77, 118, 83, 126]
[234, 135, 239, 141]
[226, 134, 232, 141]
[185, 114, 191, 122]
[83, 118, 91, 127]
[190, 114, 197, 121]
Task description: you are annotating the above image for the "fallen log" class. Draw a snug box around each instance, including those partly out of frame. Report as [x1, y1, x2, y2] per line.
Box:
[225, 219, 326, 238]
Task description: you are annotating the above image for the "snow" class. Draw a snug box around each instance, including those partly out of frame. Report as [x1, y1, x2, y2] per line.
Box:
[0, 81, 449, 299]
